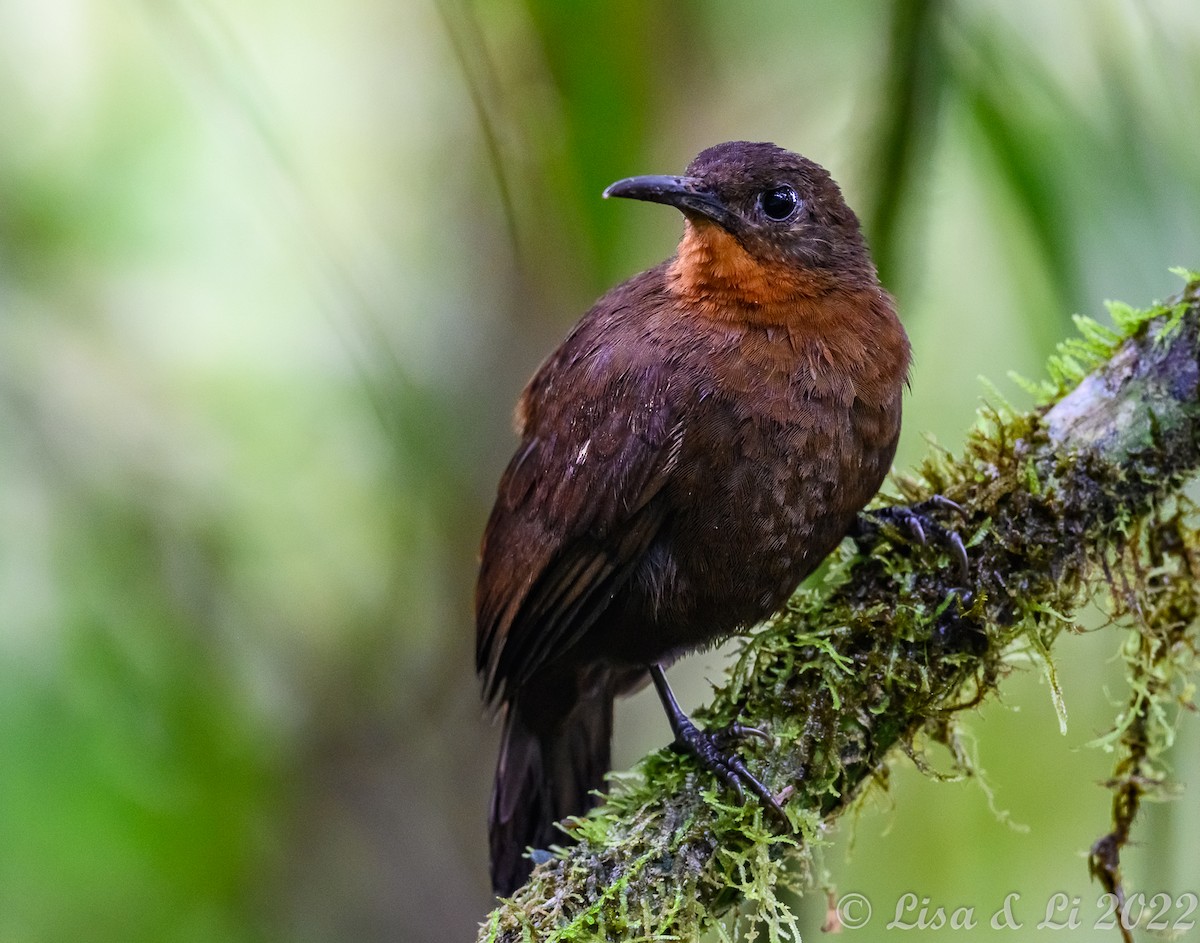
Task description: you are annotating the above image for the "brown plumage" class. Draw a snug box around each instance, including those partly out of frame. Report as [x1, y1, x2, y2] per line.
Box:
[476, 141, 911, 895]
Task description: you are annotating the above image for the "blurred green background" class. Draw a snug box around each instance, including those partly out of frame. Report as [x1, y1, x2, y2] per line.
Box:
[1, 0, 1198, 941]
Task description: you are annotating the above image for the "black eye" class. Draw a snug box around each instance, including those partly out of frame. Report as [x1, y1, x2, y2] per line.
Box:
[760, 185, 800, 221]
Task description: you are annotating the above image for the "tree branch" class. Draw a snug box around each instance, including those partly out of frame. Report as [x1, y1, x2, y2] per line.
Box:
[480, 276, 1200, 943]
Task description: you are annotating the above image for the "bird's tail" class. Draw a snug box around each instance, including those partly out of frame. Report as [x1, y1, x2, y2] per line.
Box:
[488, 688, 613, 895]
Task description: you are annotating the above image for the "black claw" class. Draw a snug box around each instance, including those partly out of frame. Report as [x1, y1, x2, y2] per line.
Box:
[716, 723, 772, 747]
[902, 511, 926, 547]
[925, 494, 965, 516]
[906, 514, 927, 545]
[723, 768, 747, 802]
[855, 495, 971, 583]
[948, 531, 969, 583]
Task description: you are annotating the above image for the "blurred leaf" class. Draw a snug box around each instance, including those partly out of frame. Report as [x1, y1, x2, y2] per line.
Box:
[944, 13, 1096, 337]
[0, 491, 278, 943]
[862, 0, 948, 292]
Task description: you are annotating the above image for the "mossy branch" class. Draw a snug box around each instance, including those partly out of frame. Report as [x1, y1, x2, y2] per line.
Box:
[480, 274, 1200, 943]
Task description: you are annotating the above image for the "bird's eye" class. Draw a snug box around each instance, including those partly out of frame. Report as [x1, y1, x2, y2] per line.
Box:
[760, 185, 800, 221]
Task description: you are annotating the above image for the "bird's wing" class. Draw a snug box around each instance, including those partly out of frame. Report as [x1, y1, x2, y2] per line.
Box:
[476, 357, 683, 707]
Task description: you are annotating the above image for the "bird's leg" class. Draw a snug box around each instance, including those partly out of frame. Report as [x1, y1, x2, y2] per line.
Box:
[649, 664, 784, 816]
[850, 494, 969, 583]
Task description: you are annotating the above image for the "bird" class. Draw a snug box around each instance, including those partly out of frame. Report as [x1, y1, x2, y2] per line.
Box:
[476, 140, 911, 895]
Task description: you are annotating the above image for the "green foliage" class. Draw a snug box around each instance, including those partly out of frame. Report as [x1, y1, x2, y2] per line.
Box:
[0, 493, 279, 943]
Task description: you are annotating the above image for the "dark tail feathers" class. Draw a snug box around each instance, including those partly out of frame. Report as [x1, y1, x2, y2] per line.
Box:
[489, 690, 613, 895]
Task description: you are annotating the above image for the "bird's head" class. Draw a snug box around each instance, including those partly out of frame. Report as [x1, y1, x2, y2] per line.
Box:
[604, 141, 879, 312]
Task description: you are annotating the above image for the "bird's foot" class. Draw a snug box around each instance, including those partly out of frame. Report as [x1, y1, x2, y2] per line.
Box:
[852, 495, 969, 582]
[669, 714, 785, 817]
[649, 664, 785, 818]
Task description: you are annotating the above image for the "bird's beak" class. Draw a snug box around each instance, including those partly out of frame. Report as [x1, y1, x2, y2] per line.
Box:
[603, 174, 741, 233]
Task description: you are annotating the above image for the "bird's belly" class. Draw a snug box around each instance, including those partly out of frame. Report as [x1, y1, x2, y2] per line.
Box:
[600, 410, 895, 667]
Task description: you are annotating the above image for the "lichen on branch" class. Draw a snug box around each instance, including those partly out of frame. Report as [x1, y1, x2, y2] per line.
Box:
[480, 273, 1200, 943]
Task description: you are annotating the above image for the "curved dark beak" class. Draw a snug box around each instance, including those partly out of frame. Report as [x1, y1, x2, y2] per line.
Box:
[603, 174, 740, 233]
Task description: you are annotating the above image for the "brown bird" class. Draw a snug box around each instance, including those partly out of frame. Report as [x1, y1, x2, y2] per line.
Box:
[477, 141, 910, 895]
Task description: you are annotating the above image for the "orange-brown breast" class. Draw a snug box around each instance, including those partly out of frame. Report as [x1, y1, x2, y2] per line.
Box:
[665, 220, 910, 409]
[666, 220, 837, 316]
